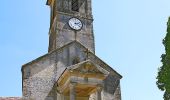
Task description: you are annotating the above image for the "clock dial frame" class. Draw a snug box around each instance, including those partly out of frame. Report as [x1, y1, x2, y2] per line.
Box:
[68, 17, 83, 31]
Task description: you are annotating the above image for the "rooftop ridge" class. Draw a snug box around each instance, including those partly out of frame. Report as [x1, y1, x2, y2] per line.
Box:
[0, 97, 21, 100]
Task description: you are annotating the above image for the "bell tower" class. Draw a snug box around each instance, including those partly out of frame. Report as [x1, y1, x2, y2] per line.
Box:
[47, 0, 95, 53]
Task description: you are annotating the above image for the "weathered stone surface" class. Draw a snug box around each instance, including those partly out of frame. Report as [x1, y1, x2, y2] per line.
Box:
[113, 84, 121, 100]
[48, 0, 94, 53]
[22, 41, 122, 100]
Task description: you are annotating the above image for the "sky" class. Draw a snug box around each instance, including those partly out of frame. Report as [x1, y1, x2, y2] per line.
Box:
[0, 0, 169, 100]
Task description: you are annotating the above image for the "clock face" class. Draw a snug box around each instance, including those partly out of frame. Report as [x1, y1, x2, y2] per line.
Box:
[68, 17, 83, 30]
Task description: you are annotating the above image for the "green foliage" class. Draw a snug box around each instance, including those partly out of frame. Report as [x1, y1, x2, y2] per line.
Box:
[157, 17, 170, 100]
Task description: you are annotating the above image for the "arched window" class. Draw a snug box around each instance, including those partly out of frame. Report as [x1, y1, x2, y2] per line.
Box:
[72, 0, 79, 12]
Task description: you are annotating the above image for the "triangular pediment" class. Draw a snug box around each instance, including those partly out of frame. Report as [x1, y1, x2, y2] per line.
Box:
[67, 60, 110, 77]
[57, 60, 110, 87]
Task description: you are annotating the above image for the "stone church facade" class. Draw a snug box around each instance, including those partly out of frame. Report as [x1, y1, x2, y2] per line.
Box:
[1, 0, 122, 100]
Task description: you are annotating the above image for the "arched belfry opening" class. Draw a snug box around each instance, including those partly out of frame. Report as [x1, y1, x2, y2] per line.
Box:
[72, 0, 79, 12]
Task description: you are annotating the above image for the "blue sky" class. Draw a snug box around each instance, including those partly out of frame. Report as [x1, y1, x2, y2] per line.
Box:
[0, 0, 169, 100]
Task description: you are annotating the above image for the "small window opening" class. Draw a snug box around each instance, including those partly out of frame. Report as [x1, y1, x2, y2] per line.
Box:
[25, 68, 31, 79]
[72, 0, 79, 12]
[72, 57, 80, 65]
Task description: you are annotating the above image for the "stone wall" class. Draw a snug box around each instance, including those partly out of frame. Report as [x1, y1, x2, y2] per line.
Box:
[22, 41, 122, 100]
[48, 0, 94, 53]
[22, 42, 88, 100]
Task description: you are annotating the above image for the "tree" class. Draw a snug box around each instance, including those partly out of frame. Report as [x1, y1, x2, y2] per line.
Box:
[157, 17, 170, 100]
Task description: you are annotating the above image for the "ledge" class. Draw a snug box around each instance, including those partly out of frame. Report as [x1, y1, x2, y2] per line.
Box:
[0, 97, 21, 100]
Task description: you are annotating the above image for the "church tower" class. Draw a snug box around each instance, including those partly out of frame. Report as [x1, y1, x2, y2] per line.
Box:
[47, 0, 95, 53]
[21, 0, 122, 100]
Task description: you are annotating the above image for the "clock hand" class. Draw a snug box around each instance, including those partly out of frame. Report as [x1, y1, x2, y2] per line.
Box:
[76, 22, 82, 26]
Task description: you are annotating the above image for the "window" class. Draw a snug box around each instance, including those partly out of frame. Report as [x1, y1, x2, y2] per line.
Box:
[72, 0, 79, 12]
[72, 57, 80, 65]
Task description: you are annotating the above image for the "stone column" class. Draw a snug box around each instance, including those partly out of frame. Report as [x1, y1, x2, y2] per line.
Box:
[70, 83, 76, 100]
[96, 86, 102, 100]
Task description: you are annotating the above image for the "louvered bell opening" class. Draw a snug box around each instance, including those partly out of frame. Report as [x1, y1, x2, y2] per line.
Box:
[72, 0, 79, 12]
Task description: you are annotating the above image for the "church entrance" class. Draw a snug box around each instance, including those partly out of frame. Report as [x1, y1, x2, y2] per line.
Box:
[55, 61, 108, 100]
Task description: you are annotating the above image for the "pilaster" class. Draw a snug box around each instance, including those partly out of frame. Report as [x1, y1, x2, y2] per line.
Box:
[70, 82, 77, 100]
